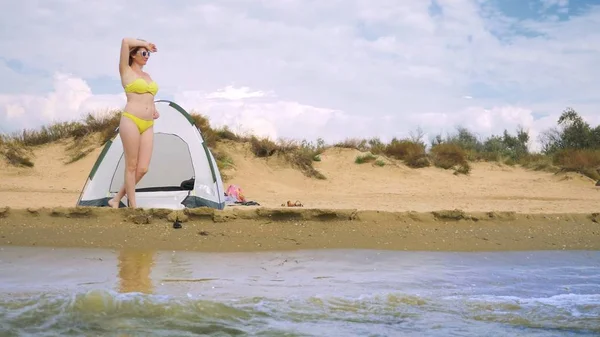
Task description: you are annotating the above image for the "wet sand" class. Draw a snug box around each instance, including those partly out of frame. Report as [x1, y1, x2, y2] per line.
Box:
[1, 206, 599, 252]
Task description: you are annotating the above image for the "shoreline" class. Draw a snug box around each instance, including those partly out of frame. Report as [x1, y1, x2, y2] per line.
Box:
[1, 206, 599, 252]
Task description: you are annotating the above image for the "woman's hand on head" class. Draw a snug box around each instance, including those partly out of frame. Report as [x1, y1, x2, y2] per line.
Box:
[146, 42, 157, 52]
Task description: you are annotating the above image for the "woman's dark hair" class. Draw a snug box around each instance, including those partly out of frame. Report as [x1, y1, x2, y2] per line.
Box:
[129, 46, 145, 66]
[128, 39, 147, 66]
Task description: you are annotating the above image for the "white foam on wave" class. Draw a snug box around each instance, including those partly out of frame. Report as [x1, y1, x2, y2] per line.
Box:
[443, 292, 600, 319]
[467, 293, 600, 305]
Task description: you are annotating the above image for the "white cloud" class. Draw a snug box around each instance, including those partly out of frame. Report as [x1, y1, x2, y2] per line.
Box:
[5, 103, 25, 119]
[205, 86, 272, 100]
[0, 0, 599, 152]
[540, 0, 569, 12]
[0, 73, 125, 132]
[174, 89, 344, 141]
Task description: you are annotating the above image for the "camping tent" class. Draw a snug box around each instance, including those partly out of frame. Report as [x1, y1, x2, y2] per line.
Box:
[76, 100, 226, 210]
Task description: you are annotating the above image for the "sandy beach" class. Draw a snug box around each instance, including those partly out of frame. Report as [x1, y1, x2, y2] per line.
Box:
[1, 137, 600, 252]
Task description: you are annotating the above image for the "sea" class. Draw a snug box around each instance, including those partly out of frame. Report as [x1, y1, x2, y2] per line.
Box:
[0, 246, 598, 336]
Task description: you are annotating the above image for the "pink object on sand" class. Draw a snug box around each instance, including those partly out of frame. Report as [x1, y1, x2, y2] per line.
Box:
[225, 184, 246, 202]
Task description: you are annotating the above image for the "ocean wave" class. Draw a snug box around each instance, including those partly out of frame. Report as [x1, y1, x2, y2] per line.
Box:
[0, 290, 268, 336]
[0, 290, 441, 336]
[452, 293, 600, 333]
[1, 289, 599, 336]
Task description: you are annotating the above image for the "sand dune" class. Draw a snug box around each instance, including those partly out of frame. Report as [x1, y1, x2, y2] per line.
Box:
[1, 137, 599, 213]
[215, 140, 598, 213]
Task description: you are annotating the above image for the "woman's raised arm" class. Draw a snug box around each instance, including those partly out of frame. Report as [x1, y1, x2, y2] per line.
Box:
[119, 38, 151, 74]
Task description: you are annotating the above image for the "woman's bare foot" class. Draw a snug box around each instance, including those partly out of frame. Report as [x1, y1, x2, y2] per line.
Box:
[108, 198, 120, 209]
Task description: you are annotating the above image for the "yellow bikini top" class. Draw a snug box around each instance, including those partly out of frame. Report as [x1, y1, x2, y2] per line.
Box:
[124, 77, 159, 96]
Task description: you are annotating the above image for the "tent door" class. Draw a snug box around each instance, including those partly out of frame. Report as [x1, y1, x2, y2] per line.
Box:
[123, 191, 189, 210]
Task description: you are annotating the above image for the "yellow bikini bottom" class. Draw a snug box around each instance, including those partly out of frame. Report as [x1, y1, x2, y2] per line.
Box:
[122, 112, 154, 134]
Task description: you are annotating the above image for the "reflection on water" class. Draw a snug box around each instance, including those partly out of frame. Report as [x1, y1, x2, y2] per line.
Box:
[118, 249, 155, 294]
[0, 246, 599, 336]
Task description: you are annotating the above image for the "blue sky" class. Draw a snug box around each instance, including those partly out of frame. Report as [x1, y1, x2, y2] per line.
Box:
[0, 0, 599, 150]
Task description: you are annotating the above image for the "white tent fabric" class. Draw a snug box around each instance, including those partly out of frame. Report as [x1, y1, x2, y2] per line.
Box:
[77, 100, 226, 210]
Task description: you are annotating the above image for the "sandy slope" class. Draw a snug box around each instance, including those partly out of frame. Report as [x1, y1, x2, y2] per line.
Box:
[217, 141, 599, 213]
[1, 137, 599, 213]
[0, 140, 104, 208]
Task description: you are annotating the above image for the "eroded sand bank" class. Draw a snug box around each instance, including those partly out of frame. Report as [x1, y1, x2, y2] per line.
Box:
[1, 206, 599, 252]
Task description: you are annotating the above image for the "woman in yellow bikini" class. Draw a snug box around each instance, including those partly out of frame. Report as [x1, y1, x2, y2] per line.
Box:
[108, 38, 159, 209]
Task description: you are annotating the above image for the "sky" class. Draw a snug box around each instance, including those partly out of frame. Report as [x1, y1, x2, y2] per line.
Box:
[0, 0, 599, 151]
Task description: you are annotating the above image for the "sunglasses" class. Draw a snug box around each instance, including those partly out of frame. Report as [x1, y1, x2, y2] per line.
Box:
[138, 50, 151, 57]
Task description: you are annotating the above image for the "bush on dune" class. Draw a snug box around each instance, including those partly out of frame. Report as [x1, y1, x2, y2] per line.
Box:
[536, 108, 600, 180]
[518, 153, 557, 172]
[429, 143, 470, 175]
[355, 153, 377, 164]
[334, 138, 369, 152]
[384, 138, 430, 168]
[552, 149, 600, 180]
[0, 139, 34, 167]
[249, 136, 327, 179]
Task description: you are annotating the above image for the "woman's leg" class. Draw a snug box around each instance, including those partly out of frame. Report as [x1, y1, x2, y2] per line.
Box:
[136, 126, 154, 183]
[109, 116, 140, 208]
[109, 139, 152, 208]
[110, 163, 149, 207]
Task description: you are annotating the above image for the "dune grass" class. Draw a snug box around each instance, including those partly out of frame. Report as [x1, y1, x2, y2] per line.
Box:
[248, 136, 327, 179]
[355, 153, 377, 164]
[0, 139, 34, 167]
[1, 107, 599, 183]
[552, 149, 600, 180]
[354, 153, 386, 167]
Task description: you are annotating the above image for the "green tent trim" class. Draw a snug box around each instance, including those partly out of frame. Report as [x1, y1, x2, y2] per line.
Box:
[89, 140, 113, 180]
[155, 99, 196, 125]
